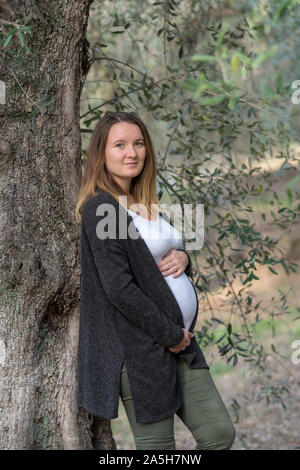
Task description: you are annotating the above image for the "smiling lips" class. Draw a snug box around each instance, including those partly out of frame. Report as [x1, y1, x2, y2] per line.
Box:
[126, 162, 137, 165]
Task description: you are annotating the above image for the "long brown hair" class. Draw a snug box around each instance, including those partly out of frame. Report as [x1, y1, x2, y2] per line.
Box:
[75, 111, 161, 223]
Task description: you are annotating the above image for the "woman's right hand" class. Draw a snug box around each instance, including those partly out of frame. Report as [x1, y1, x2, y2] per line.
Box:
[168, 328, 194, 354]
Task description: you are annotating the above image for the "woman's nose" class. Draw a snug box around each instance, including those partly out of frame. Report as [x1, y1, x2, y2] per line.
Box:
[126, 145, 137, 156]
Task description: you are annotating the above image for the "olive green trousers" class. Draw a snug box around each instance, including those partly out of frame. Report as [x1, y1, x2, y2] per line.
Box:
[120, 355, 236, 450]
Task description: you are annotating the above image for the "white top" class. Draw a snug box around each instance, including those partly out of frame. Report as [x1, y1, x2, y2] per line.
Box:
[127, 208, 197, 331]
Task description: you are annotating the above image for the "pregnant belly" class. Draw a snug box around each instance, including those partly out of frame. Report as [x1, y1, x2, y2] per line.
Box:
[164, 273, 198, 330]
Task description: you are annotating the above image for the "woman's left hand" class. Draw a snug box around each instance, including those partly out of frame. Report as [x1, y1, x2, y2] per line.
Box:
[157, 249, 189, 279]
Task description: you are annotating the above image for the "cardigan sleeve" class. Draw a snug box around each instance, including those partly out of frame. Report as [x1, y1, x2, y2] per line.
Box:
[82, 201, 185, 349]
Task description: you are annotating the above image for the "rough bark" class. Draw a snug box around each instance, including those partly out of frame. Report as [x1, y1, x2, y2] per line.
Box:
[0, 0, 116, 449]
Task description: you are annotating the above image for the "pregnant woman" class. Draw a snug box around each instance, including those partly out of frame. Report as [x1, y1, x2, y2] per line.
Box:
[76, 111, 236, 450]
[126, 206, 198, 333]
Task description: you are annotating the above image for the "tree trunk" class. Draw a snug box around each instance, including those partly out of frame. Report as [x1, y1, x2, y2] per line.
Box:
[0, 0, 116, 449]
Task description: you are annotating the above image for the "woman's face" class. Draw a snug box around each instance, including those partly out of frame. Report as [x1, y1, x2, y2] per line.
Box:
[104, 121, 146, 193]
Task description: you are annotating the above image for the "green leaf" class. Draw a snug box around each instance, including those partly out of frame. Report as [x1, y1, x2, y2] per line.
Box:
[215, 332, 227, 344]
[199, 95, 225, 106]
[252, 50, 276, 67]
[233, 51, 253, 65]
[201, 80, 224, 94]
[231, 55, 239, 72]
[228, 95, 238, 110]
[286, 188, 293, 204]
[178, 44, 183, 58]
[233, 354, 238, 366]
[3, 32, 13, 48]
[285, 171, 300, 189]
[216, 27, 227, 48]
[191, 54, 217, 62]
[274, 0, 293, 24]
[17, 31, 24, 48]
[268, 267, 278, 275]
[180, 78, 198, 92]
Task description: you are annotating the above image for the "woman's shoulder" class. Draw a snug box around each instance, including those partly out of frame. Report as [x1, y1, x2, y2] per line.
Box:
[83, 190, 117, 211]
[81, 190, 123, 228]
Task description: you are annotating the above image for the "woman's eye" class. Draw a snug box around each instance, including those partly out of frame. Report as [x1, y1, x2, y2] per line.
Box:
[116, 142, 144, 147]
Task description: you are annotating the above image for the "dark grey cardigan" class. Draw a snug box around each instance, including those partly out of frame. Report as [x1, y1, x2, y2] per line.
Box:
[76, 190, 209, 424]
